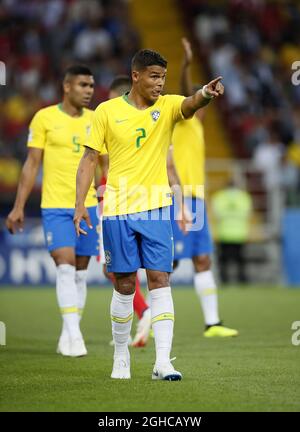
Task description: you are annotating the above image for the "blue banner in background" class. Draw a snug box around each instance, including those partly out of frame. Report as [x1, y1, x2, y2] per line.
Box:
[0, 219, 104, 286]
[0, 219, 193, 286]
[282, 209, 300, 287]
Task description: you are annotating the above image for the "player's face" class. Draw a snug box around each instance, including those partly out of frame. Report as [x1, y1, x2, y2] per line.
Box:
[65, 75, 95, 108]
[133, 65, 166, 103]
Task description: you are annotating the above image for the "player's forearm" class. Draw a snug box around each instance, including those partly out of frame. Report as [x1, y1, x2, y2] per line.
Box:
[99, 154, 109, 179]
[182, 90, 211, 118]
[167, 151, 183, 206]
[167, 159, 181, 189]
[76, 147, 98, 208]
[13, 158, 40, 210]
[180, 62, 194, 97]
[181, 76, 224, 118]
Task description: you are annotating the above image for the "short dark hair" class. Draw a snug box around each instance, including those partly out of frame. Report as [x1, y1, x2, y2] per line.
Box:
[63, 65, 93, 80]
[109, 75, 131, 93]
[131, 49, 167, 71]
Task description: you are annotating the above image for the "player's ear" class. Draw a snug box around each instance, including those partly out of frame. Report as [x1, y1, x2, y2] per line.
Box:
[132, 70, 139, 83]
[63, 79, 71, 94]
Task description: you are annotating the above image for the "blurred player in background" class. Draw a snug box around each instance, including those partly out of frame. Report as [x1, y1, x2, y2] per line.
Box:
[74, 48, 224, 380]
[99, 75, 151, 348]
[170, 38, 238, 337]
[6, 66, 98, 357]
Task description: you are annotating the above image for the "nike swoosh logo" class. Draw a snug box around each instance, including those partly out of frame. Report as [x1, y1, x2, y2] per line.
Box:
[153, 371, 159, 377]
[115, 119, 128, 123]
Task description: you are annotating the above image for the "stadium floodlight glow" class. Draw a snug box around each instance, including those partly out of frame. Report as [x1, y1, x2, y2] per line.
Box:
[0, 61, 5, 85]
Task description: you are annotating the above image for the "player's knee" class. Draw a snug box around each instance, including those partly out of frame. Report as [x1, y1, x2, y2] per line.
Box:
[114, 273, 136, 294]
[147, 271, 170, 289]
[75, 255, 90, 271]
[193, 254, 211, 272]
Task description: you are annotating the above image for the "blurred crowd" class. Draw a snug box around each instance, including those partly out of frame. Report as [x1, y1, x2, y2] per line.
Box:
[1, 0, 300, 206]
[182, 0, 300, 204]
[0, 0, 140, 188]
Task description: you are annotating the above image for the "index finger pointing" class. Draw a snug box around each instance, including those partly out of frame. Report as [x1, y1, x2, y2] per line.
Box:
[210, 76, 223, 85]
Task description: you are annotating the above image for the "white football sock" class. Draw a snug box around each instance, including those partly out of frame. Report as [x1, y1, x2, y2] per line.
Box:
[56, 264, 82, 340]
[194, 270, 220, 326]
[76, 269, 88, 317]
[150, 287, 174, 366]
[60, 269, 88, 340]
[111, 289, 134, 357]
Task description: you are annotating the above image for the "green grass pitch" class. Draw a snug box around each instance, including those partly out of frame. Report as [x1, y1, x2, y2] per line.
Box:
[0, 286, 300, 412]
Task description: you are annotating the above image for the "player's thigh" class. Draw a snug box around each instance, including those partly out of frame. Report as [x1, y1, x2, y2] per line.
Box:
[51, 247, 76, 266]
[76, 206, 100, 258]
[102, 216, 141, 273]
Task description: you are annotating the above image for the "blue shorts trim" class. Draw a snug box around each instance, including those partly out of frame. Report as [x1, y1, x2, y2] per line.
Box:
[102, 207, 173, 273]
[42, 206, 100, 256]
[171, 198, 213, 260]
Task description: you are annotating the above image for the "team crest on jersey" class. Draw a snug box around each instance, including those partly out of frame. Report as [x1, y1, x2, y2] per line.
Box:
[151, 110, 160, 122]
[105, 250, 112, 265]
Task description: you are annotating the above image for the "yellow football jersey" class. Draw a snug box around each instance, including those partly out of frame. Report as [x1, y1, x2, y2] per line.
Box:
[88, 94, 185, 216]
[172, 116, 205, 199]
[27, 104, 97, 208]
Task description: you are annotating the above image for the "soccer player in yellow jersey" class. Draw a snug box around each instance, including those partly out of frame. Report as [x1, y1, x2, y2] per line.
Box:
[6, 65, 98, 357]
[99, 76, 152, 347]
[170, 38, 238, 338]
[74, 49, 224, 380]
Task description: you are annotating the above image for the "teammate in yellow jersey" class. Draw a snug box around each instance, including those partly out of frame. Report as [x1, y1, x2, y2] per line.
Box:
[74, 49, 224, 381]
[6, 65, 99, 357]
[170, 38, 238, 338]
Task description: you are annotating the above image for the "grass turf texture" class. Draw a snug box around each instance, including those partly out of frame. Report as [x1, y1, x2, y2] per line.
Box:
[0, 286, 300, 412]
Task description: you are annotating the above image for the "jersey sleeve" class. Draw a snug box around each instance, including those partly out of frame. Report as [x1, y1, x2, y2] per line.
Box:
[167, 95, 186, 123]
[86, 105, 106, 154]
[27, 110, 46, 149]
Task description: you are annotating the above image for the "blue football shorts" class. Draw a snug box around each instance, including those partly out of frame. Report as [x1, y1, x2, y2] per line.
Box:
[41, 206, 100, 256]
[171, 197, 213, 260]
[102, 207, 174, 273]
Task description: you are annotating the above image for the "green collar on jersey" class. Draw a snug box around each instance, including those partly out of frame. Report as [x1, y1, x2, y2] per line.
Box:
[122, 92, 158, 110]
[122, 92, 135, 107]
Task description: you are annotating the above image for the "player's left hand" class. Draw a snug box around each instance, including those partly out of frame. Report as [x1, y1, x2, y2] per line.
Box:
[73, 205, 92, 236]
[203, 76, 224, 98]
[177, 203, 192, 234]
